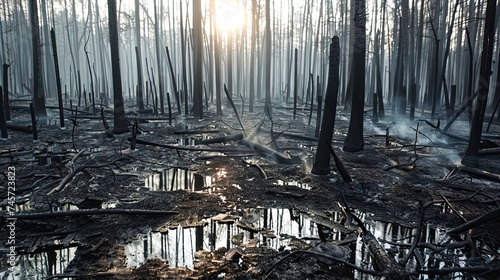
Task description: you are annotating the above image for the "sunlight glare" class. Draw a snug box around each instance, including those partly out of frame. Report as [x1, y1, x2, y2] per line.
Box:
[215, 0, 245, 31]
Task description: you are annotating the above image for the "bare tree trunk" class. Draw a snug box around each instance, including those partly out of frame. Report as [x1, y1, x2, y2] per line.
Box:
[135, 0, 144, 110]
[2, 64, 10, 121]
[30, 0, 47, 117]
[108, 0, 129, 133]
[180, 0, 189, 115]
[50, 28, 65, 129]
[192, 0, 203, 118]
[343, 0, 365, 152]
[312, 36, 340, 175]
[249, 0, 257, 112]
[462, 0, 497, 166]
[264, 0, 272, 115]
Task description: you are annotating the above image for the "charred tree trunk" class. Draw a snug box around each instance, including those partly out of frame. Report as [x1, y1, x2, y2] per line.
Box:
[135, 0, 144, 110]
[0, 86, 7, 139]
[343, 0, 366, 152]
[30, 0, 47, 117]
[108, 0, 129, 133]
[50, 28, 65, 129]
[312, 37, 340, 175]
[2, 64, 10, 121]
[264, 0, 272, 115]
[192, 0, 203, 118]
[462, 0, 497, 167]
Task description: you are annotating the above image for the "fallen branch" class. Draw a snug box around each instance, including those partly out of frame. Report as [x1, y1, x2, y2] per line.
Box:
[173, 129, 221, 135]
[460, 166, 500, 183]
[200, 133, 244, 144]
[448, 207, 500, 234]
[47, 157, 125, 195]
[266, 189, 305, 198]
[131, 138, 254, 153]
[239, 139, 301, 164]
[224, 84, 246, 137]
[324, 136, 352, 182]
[6, 208, 179, 219]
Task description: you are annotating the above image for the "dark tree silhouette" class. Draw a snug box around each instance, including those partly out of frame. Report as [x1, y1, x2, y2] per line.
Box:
[30, 0, 47, 117]
[192, 0, 203, 118]
[343, 0, 366, 152]
[312, 36, 340, 175]
[107, 0, 129, 133]
[462, 0, 497, 167]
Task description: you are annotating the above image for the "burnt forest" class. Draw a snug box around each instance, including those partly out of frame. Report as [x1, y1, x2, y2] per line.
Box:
[1, 0, 500, 279]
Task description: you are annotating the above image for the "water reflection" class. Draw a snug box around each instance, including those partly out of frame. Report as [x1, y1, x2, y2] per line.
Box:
[125, 207, 476, 279]
[145, 168, 229, 192]
[6, 247, 77, 280]
[125, 208, 342, 269]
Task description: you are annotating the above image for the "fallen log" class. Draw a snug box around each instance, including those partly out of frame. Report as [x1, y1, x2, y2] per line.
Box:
[479, 147, 500, 155]
[239, 139, 301, 164]
[5, 208, 179, 220]
[199, 133, 244, 144]
[174, 129, 221, 135]
[131, 137, 254, 153]
[6, 123, 32, 133]
[266, 189, 305, 198]
[342, 195, 413, 279]
[459, 166, 500, 183]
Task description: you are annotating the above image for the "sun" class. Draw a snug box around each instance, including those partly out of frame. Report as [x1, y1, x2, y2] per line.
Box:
[214, 0, 246, 31]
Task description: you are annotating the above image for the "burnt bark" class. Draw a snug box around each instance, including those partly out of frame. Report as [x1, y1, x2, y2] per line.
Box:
[462, 0, 497, 167]
[108, 0, 129, 133]
[312, 37, 340, 175]
[30, 0, 47, 117]
[343, 0, 366, 152]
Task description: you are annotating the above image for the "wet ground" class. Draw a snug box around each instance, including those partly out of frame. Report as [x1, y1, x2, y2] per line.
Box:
[1, 102, 500, 279]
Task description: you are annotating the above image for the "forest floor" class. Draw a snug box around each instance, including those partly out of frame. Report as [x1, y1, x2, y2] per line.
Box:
[1, 102, 500, 279]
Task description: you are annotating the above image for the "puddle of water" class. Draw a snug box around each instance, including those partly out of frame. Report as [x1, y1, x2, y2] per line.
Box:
[145, 168, 228, 192]
[5, 246, 77, 280]
[125, 207, 483, 279]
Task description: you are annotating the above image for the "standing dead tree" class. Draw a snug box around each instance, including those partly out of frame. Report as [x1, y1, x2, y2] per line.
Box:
[343, 0, 366, 152]
[108, 0, 129, 133]
[462, 0, 497, 167]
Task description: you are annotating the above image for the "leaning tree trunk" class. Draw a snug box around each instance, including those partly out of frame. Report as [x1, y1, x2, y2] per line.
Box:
[311, 36, 340, 175]
[30, 0, 47, 117]
[343, 0, 366, 152]
[192, 0, 203, 118]
[462, 0, 497, 167]
[108, 0, 129, 133]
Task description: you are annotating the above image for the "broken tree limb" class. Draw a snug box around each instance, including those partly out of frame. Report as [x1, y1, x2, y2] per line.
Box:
[47, 157, 125, 195]
[423, 120, 468, 142]
[199, 133, 244, 145]
[443, 89, 479, 131]
[266, 189, 305, 198]
[342, 195, 412, 279]
[131, 137, 255, 153]
[239, 139, 301, 164]
[6, 208, 179, 219]
[224, 84, 246, 137]
[324, 136, 352, 182]
[6, 123, 33, 133]
[448, 207, 500, 235]
[242, 159, 268, 180]
[173, 129, 221, 135]
[459, 166, 500, 183]
[479, 147, 500, 155]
